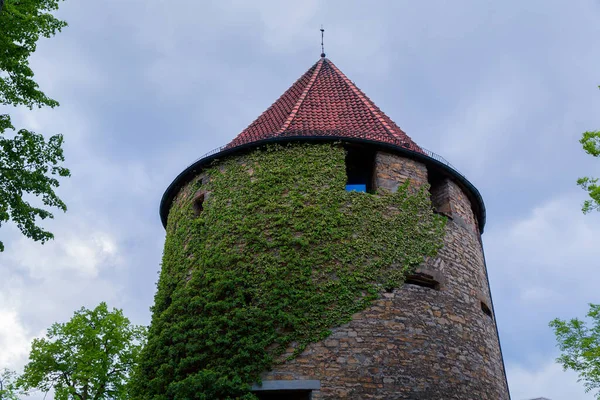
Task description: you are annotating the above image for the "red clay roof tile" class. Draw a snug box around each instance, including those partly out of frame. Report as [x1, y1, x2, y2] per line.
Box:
[226, 58, 422, 152]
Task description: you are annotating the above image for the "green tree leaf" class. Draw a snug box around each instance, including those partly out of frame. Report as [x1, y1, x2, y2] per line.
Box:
[550, 304, 600, 398]
[0, 0, 67, 109]
[0, 114, 70, 251]
[0, 368, 23, 400]
[0, 0, 69, 251]
[578, 128, 600, 214]
[17, 302, 147, 400]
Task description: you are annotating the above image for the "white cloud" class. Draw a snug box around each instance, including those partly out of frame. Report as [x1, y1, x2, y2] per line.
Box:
[487, 193, 600, 300]
[437, 58, 551, 179]
[520, 286, 559, 303]
[248, 0, 320, 50]
[507, 359, 595, 400]
[485, 192, 600, 386]
[486, 193, 600, 319]
[3, 223, 121, 279]
[0, 220, 125, 340]
[0, 309, 31, 367]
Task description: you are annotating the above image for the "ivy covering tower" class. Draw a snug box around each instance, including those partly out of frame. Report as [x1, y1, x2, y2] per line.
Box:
[132, 56, 510, 400]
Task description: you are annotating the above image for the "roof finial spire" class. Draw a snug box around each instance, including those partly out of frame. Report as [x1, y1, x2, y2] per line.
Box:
[320, 25, 326, 58]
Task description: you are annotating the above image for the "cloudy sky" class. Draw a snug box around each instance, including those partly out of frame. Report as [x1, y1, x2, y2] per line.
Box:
[1, 1, 600, 399]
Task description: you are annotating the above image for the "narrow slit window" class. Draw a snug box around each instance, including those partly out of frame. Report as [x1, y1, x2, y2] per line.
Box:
[192, 192, 205, 216]
[481, 301, 493, 318]
[345, 146, 375, 193]
[404, 272, 440, 290]
[428, 170, 451, 215]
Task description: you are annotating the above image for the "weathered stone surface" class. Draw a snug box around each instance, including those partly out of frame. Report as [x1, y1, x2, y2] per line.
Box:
[374, 152, 428, 192]
[261, 151, 509, 400]
[430, 177, 480, 235]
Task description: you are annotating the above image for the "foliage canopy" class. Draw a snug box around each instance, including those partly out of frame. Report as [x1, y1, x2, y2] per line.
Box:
[550, 304, 600, 399]
[0, 115, 69, 251]
[0, 368, 21, 400]
[17, 302, 147, 400]
[0, 0, 69, 251]
[578, 124, 600, 213]
[0, 0, 67, 109]
[132, 143, 446, 399]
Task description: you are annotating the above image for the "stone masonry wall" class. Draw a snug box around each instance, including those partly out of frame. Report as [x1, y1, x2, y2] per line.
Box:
[261, 151, 509, 399]
[373, 152, 428, 192]
[446, 178, 479, 234]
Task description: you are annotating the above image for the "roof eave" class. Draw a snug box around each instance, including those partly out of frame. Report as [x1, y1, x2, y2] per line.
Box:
[159, 137, 487, 233]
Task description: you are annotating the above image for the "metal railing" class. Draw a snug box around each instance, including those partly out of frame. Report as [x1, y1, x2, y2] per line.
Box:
[416, 147, 460, 176]
[187, 135, 464, 182]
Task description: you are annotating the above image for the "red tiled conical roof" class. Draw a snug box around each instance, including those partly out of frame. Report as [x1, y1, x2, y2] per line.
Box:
[226, 57, 422, 152]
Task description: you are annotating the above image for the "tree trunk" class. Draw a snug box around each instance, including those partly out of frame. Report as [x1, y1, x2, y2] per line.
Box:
[0, 0, 4, 13]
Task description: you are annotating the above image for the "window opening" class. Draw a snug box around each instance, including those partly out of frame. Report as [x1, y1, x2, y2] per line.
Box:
[481, 301, 493, 318]
[192, 192, 205, 216]
[427, 169, 451, 215]
[252, 380, 319, 399]
[255, 390, 312, 400]
[345, 146, 375, 193]
[404, 272, 440, 290]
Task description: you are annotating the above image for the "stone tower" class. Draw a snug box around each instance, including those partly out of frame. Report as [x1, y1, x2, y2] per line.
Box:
[146, 57, 510, 400]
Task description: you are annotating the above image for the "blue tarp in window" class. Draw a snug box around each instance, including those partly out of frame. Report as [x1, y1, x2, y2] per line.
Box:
[346, 184, 367, 192]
